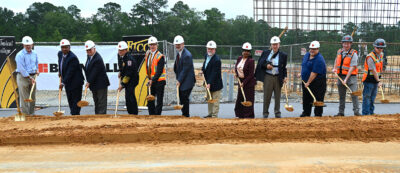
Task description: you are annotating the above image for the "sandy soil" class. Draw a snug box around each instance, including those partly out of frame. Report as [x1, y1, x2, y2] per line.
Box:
[1, 142, 400, 172]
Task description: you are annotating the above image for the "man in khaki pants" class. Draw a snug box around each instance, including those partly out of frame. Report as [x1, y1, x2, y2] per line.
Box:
[15, 36, 39, 115]
[202, 41, 223, 118]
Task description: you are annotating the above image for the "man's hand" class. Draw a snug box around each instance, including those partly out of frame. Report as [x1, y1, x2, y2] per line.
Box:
[305, 82, 310, 88]
[59, 83, 64, 90]
[206, 84, 210, 89]
[378, 81, 383, 87]
[30, 77, 36, 85]
[267, 64, 273, 70]
[85, 83, 90, 88]
[176, 81, 180, 87]
[283, 78, 288, 83]
[332, 68, 337, 73]
[342, 78, 348, 85]
[297, 73, 301, 78]
[118, 85, 123, 92]
[36, 70, 40, 76]
[148, 80, 153, 86]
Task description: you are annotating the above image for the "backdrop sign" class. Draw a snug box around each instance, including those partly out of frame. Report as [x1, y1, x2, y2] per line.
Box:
[0, 36, 17, 108]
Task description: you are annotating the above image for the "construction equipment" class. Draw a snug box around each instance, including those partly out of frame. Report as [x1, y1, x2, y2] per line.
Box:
[283, 83, 294, 112]
[24, 74, 37, 102]
[202, 74, 217, 103]
[77, 86, 89, 107]
[334, 73, 362, 96]
[173, 85, 183, 110]
[53, 78, 64, 117]
[146, 85, 155, 101]
[302, 80, 324, 106]
[237, 78, 252, 107]
[380, 85, 390, 103]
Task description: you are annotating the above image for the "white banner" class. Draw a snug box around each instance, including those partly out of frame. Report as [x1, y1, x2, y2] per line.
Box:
[35, 45, 120, 90]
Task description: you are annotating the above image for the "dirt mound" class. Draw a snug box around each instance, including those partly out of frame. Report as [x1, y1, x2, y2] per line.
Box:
[0, 114, 400, 145]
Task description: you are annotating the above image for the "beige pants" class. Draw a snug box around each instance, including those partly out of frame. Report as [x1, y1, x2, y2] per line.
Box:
[17, 73, 36, 115]
[263, 74, 281, 117]
[207, 90, 221, 117]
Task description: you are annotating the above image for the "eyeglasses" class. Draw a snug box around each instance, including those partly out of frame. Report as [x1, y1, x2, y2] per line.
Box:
[377, 47, 384, 49]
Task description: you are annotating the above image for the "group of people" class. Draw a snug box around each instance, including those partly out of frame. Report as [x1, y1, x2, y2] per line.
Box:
[15, 34, 387, 118]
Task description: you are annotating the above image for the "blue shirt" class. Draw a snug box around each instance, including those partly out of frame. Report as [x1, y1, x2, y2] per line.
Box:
[266, 50, 279, 75]
[301, 52, 326, 81]
[15, 48, 39, 77]
[204, 55, 212, 69]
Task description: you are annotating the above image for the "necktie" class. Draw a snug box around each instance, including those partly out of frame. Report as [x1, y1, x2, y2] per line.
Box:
[86, 57, 91, 70]
[176, 53, 180, 67]
[60, 56, 65, 76]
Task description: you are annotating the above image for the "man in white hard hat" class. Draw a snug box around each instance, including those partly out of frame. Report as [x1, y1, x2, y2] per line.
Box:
[84, 40, 110, 114]
[300, 41, 327, 117]
[202, 40, 223, 118]
[15, 36, 39, 116]
[117, 41, 139, 115]
[255, 36, 288, 118]
[173, 35, 195, 117]
[58, 39, 84, 115]
[145, 36, 166, 115]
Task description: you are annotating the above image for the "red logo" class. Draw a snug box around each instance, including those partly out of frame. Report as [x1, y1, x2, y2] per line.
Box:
[380, 42, 384, 45]
[38, 64, 48, 73]
[86, 45, 88, 48]
[312, 44, 314, 47]
[119, 45, 121, 48]
[246, 46, 248, 48]
[62, 42, 64, 44]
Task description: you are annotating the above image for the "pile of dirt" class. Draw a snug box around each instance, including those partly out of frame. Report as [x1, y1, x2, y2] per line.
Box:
[0, 114, 399, 145]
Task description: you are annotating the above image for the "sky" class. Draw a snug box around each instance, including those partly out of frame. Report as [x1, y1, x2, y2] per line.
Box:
[0, 0, 253, 19]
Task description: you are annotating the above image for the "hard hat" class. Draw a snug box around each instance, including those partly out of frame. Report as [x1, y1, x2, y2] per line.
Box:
[373, 38, 386, 48]
[341, 35, 353, 42]
[309, 41, 320, 48]
[85, 40, 95, 50]
[148, 36, 158, 44]
[173, 35, 184, 44]
[60, 39, 70, 46]
[270, 36, 280, 44]
[22, 36, 33, 45]
[117, 41, 128, 50]
[242, 42, 252, 50]
[206, 40, 217, 48]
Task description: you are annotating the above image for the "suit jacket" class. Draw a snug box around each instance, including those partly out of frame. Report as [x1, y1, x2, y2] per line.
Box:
[58, 51, 84, 90]
[255, 50, 287, 87]
[84, 52, 110, 91]
[173, 48, 195, 91]
[235, 56, 256, 87]
[118, 53, 138, 88]
[202, 54, 223, 92]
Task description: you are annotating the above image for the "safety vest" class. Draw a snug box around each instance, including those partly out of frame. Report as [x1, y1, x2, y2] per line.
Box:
[362, 51, 383, 83]
[335, 48, 358, 76]
[145, 51, 166, 81]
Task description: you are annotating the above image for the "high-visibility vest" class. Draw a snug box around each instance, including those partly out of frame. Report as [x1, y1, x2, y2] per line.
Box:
[362, 51, 383, 83]
[145, 51, 166, 81]
[335, 48, 358, 76]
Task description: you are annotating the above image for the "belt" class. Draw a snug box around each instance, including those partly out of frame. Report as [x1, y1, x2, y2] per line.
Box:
[266, 73, 279, 76]
[29, 73, 36, 76]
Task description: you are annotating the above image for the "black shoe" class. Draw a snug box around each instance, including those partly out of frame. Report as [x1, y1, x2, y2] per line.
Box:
[354, 112, 361, 116]
[300, 114, 310, 117]
[275, 115, 281, 118]
[335, 113, 344, 117]
[203, 115, 216, 118]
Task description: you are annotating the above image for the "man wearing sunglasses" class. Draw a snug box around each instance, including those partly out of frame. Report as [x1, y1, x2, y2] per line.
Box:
[361, 38, 386, 115]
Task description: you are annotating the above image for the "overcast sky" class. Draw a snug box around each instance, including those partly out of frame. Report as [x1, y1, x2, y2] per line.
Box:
[0, 0, 253, 19]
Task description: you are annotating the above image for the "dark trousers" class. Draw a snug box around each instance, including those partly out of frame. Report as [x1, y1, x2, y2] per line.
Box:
[302, 77, 326, 117]
[147, 83, 165, 115]
[92, 88, 108, 114]
[66, 87, 82, 115]
[125, 84, 138, 115]
[179, 87, 193, 117]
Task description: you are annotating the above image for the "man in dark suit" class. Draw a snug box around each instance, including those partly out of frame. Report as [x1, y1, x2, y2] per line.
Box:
[202, 40, 223, 118]
[58, 39, 84, 115]
[84, 40, 110, 114]
[173, 35, 195, 117]
[117, 41, 139, 115]
[255, 36, 288, 118]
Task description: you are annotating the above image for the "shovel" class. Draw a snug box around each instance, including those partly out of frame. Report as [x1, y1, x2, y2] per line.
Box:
[302, 80, 324, 106]
[334, 73, 362, 96]
[146, 85, 155, 101]
[24, 74, 37, 102]
[237, 78, 252, 107]
[380, 85, 390, 103]
[202, 74, 217, 103]
[77, 85, 89, 107]
[173, 85, 183, 110]
[283, 83, 294, 112]
[53, 78, 64, 117]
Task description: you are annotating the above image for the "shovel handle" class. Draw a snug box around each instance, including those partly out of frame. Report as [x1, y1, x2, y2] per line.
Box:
[176, 85, 181, 105]
[279, 26, 288, 38]
[237, 78, 247, 102]
[380, 85, 385, 100]
[58, 78, 62, 111]
[83, 85, 88, 100]
[28, 74, 38, 100]
[302, 80, 317, 103]
[334, 73, 353, 92]
[202, 74, 213, 101]
[114, 78, 121, 117]
[284, 83, 289, 104]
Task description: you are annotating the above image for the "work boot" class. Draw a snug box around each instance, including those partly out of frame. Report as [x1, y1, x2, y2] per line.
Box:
[300, 113, 309, 117]
[275, 114, 281, 118]
[335, 113, 345, 117]
[204, 115, 216, 118]
[354, 112, 361, 116]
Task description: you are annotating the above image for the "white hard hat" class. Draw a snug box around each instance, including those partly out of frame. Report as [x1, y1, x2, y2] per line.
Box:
[206, 40, 217, 48]
[270, 36, 280, 44]
[60, 39, 70, 46]
[242, 42, 252, 50]
[148, 36, 158, 44]
[174, 35, 184, 45]
[22, 36, 33, 45]
[117, 41, 128, 50]
[85, 40, 95, 50]
[309, 41, 320, 48]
